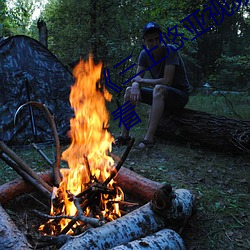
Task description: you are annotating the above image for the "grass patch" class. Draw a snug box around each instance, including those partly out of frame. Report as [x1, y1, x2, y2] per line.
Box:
[186, 93, 250, 120]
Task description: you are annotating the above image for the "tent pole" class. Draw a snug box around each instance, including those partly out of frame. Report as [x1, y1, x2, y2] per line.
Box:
[24, 78, 38, 142]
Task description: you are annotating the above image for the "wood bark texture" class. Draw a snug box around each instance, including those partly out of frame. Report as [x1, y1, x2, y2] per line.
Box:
[59, 202, 167, 250]
[110, 228, 186, 250]
[0, 167, 159, 205]
[114, 167, 162, 203]
[37, 19, 48, 47]
[155, 108, 250, 154]
[59, 187, 195, 250]
[0, 171, 53, 205]
[0, 204, 32, 249]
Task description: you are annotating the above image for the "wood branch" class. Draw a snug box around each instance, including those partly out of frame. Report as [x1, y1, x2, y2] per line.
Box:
[0, 152, 51, 199]
[0, 167, 159, 205]
[155, 108, 250, 154]
[32, 143, 53, 167]
[0, 204, 32, 249]
[59, 186, 195, 250]
[15, 101, 62, 186]
[0, 171, 53, 204]
[110, 228, 185, 250]
[0, 141, 53, 193]
[104, 138, 135, 186]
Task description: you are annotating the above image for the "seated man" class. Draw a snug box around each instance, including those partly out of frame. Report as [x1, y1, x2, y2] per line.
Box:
[116, 22, 191, 148]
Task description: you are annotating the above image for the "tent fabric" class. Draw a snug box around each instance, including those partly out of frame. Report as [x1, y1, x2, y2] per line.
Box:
[0, 35, 74, 144]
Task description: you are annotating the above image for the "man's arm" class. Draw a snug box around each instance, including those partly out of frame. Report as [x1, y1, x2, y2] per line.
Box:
[130, 65, 145, 103]
[133, 64, 176, 87]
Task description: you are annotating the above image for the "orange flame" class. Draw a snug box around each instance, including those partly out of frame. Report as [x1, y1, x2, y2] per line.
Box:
[43, 55, 123, 234]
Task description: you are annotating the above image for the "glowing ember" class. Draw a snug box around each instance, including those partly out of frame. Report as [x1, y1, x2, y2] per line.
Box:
[40, 55, 124, 235]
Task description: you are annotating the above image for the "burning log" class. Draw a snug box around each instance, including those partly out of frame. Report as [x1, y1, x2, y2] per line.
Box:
[59, 185, 195, 250]
[110, 228, 185, 250]
[156, 108, 250, 154]
[0, 204, 32, 249]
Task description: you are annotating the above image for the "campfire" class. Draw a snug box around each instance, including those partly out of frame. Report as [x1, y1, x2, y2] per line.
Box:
[0, 55, 196, 249]
[39, 55, 127, 236]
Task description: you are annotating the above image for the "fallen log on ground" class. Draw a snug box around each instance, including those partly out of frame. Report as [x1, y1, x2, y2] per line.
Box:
[114, 166, 162, 203]
[0, 204, 32, 249]
[0, 171, 53, 204]
[0, 167, 160, 205]
[155, 108, 250, 154]
[110, 228, 185, 250]
[59, 186, 195, 250]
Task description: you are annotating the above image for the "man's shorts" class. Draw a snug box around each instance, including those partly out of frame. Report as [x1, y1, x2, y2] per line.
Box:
[140, 87, 189, 112]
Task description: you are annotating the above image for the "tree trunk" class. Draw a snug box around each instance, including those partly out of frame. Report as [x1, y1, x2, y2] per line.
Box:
[37, 19, 48, 47]
[155, 108, 250, 154]
[0, 204, 32, 249]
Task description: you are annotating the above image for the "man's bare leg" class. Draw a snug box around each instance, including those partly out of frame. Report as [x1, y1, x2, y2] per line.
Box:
[138, 85, 166, 147]
[120, 87, 132, 139]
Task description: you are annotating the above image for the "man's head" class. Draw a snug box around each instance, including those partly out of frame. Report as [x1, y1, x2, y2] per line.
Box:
[142, 22, 162, 39]
[142, 22, 162, 50]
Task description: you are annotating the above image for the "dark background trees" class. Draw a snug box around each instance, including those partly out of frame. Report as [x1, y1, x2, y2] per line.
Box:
[1, 0, 250, 92]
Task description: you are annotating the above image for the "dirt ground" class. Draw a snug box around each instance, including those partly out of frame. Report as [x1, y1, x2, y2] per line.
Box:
[1, 138, 249, 249]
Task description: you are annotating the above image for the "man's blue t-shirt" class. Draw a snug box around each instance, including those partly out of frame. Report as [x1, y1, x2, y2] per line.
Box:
[138, 45, 191, 92]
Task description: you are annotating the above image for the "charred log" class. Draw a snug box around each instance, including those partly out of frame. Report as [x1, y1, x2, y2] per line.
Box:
[155, 108, 250, 154]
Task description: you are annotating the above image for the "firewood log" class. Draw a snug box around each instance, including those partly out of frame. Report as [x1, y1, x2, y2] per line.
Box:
[156, 108, 250, 154]
[115, 166, 162, 202]
[0, 167, 158, 205]
[0, 204, 32, 249]
[110, 228, 186, 250]
[0, 171, 53, 204]
[59, 186, 195, 250]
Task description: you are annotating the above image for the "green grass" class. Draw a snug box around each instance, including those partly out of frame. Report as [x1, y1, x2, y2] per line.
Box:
[186, 93, 250, 120]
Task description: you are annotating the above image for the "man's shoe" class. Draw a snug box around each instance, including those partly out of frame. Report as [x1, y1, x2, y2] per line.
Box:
[114, 136, 132, 146]
[135, 139, 155, 149]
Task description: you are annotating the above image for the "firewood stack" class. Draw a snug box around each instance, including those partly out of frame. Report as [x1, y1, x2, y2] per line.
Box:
[0, 139, 196, 249]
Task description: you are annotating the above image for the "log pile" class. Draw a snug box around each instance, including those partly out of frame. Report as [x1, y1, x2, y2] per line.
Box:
[156, 108, 250, 154]
[60, 185, 195, 250]
[0, 121, 196, 249]
[0, 162, 196, 249]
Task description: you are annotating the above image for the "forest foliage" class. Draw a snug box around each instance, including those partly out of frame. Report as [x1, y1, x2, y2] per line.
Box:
[1, 0, 250, 92]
